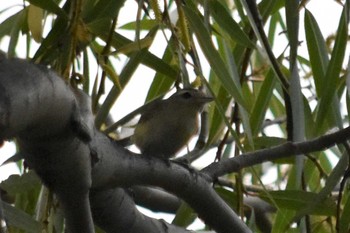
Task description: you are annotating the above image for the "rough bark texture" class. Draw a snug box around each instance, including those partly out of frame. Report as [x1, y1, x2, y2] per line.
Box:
[0, 54, 251, 233]
[0, 53, 95, 233]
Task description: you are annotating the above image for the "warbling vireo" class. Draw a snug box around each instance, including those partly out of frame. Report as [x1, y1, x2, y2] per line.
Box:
[133, 88, 213, 159]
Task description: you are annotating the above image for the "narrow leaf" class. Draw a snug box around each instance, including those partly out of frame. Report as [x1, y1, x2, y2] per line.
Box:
[172, 202, 196, 227]
[293, 152, 348, 220]
[209, 1, 255, 48]
[8, 9, 26, 57]
[250, 69, 276, 136]
[259, 190, 336, 216]
[0, 11, 22, 38]
[120, 19, 158, 31]
[146, 37, 178, 102]
[285, 0, 299, 66]
[314, 5, 348, 131]
[304, 9, 329, 96]
[26, 0, 67, 19]
[183, 6, 248, 110]
[27, 4, 43, 43]
[2, 201, 41, 233]
[83, 0, 123, 23]
[339, 191, 350, 233]
[97, 31, 178, 81]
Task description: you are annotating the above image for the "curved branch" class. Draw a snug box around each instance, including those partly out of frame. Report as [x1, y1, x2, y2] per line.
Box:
[90, 131, 251, 233]
[0, 54, 94, 233]
[0, 54, 251, 233]
[90, 188, 190, 233]
[203, 127, 350, 179]
[131, 186, 181, 213]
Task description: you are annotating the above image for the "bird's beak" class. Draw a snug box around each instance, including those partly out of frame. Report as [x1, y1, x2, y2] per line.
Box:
[200, 96, 214, 103]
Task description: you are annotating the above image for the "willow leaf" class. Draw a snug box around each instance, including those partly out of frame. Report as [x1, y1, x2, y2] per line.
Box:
[314, 5, 348, 132]
[183, 6, 248, 110]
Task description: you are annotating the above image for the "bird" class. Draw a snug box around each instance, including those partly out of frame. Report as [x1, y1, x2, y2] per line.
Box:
[133, 88, 213, 159]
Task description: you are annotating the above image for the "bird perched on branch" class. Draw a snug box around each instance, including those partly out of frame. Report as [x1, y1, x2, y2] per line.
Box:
[133, 88, 213, 159]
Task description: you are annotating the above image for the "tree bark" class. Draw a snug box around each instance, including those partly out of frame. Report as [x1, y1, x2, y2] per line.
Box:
[0, 54, 251, 233]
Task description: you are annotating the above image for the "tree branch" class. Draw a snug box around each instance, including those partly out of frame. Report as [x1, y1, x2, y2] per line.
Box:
[90, 131, 251, 233]
[203, 127, 350, 179]
[131, 186, 181, 213]
[0, 54, 252, 233]
[242, 0, 293, 140]
[0, 54, 94, 233]
[90, 188, 190, 233]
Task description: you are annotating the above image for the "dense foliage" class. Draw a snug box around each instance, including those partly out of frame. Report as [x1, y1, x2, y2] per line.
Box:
[0, 0, 350, 232]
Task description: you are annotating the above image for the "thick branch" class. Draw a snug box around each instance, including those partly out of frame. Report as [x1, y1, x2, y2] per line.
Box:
[90, 131, 251, 233]
[0, 55, 251, 233]
[203, 127, 350, 179]
[132, 186, 181, 213]
[0, 54, 75, 140]
[0, 54, 95, 233]
[90, 188, 190, 233]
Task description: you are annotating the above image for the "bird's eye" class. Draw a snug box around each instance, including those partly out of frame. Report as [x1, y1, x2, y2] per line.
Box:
[181, 91, 192, 99]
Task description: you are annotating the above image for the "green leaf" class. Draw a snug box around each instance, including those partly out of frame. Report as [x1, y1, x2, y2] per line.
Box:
[183, 6, 248, 111]
[250, 69, 276, 136]
[304, 9, 329, 96]
[141, 52, 177, 83]
[114, 36, 154, 55]
[0, 172, 42, 231]
[245, 136, 286, 150]
[172, 202, 196, 227]
[26, 0, 67, 19]
[221, 39, 253, 146]
[339, 190, 350, 233]
[83, 0, 123, 23]
[258, 0, 285, 17]
[0, 172, 41, 195]
[285, 6, 305, 187]
[86, 17, 112, 36]
[204, 77, 242, 149]
[145, 37, 178, 102]
[314, 5, 348, 131]
[290, 67, 305, 188]
[305, 9, 344, 137]
[271, 209, 295, 233]
[303, 156, 322, 192]
[0, 11, 22, 39]
[241, 0, 289, 91]
[95, 27, 159, 127]
[285, 0, 299, 65]
[82, 48, 90, 93]
[27, 4, 43, 43]
[95, 51, 146, 128]
[267, 11, 284, 46]
[207, 77, 231, 145]
[32, 17, 69, 63]
[8, 9, 27, 57]
[293, 151, 348, 220]
[215, 187, 238, 211]
[209, 1, 255, 48]
[2, 201, 42, 233]
[97, 31, 178, 81]
[120, 19, 158, 31]
[201, 74, 242, 154]
[259, 190, 336, 216]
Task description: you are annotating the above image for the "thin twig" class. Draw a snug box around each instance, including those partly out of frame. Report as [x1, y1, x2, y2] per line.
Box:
[336, 142, 350, 232]
[93, 18, 117, 115]
[203, 126, 350, 179]
[243, 0, 293, 140]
